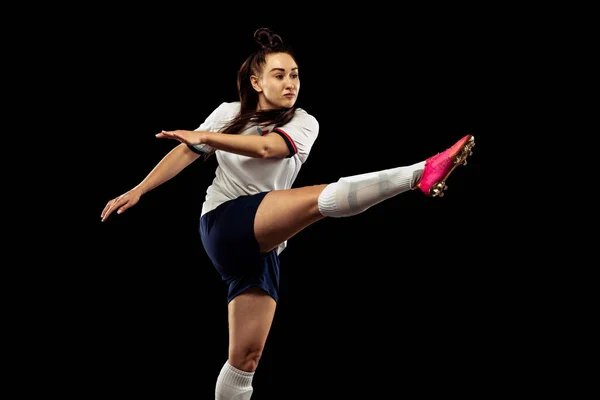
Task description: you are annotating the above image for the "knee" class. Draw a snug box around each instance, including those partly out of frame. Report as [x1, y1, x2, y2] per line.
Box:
[229, 347, 263, 372]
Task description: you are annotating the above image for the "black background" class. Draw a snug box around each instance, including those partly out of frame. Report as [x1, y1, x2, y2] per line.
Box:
[54, 9, 508, 399]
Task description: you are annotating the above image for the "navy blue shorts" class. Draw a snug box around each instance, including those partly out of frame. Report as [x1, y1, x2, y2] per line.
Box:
[200, 191, 280, 303]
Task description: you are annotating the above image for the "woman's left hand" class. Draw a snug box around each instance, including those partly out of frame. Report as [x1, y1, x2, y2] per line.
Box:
[156, 130, 204, 145]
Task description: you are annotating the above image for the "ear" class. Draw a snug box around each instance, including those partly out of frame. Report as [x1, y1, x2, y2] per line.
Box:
[250, 75, 262, 92]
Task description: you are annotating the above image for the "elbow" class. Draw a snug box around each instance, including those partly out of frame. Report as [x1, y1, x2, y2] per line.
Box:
[257, 146, 271, 159]
[258, 146, 286, 159]
[257, 139, 288, 159]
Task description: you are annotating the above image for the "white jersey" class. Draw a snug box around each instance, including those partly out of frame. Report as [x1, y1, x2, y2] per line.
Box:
[189, 101, 319, 254]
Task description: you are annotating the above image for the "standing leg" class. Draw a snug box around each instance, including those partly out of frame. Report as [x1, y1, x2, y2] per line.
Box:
[215, 288, 276, 400]
[254, 135, 474, 253]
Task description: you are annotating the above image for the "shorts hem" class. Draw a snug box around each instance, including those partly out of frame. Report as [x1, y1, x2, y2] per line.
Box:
[227, 283, 278, 304]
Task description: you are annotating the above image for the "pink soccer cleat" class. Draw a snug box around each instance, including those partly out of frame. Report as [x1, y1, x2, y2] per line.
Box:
[415, 134, 475, 197]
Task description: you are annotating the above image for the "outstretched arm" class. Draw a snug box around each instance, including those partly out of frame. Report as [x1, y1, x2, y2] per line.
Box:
[101, 143, 200, 221]
[156, 130, 290, 159]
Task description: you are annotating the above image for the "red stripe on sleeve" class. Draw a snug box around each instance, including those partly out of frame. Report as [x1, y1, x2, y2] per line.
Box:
[273, 128, 298, 154]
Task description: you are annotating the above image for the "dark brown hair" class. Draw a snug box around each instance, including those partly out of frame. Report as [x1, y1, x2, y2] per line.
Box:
[203, 27, 298, 159]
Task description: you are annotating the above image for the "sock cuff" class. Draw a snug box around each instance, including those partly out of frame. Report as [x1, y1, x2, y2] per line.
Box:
[218, 362, 254, 388]
[392, 170, 415, 190]
[389, 161, 425, 189]
[317, 183, 339, 217]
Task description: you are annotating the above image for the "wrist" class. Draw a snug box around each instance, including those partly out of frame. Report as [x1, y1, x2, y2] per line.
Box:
[199, 130, 211, 145]
[133, 184, 146, 195]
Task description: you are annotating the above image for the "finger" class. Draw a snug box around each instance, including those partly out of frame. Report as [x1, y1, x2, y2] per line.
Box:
[156, 132, 177, 140]
[102, 204, 115, 221]
[156, 133, 183, 144]
[102, 198, 126, 221]
[101, 199, 115, 219]
[115, 201, 132, 215]
[167, 131, 187, 142]
[156, 129, 175, 137]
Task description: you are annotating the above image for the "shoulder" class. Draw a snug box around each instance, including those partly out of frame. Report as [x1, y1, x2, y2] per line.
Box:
[213, 101, 241, 119]
[292, 108, 319, 129]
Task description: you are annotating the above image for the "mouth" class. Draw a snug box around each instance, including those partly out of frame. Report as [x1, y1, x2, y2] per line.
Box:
[284, 94, 296, 98]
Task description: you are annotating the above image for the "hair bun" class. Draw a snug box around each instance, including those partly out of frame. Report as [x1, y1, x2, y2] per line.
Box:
[254, 27, 283, 50]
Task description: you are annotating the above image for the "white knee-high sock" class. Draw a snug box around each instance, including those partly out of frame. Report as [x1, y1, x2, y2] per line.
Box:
[215, 361, 254, 400]
[317, 161, 425, 217]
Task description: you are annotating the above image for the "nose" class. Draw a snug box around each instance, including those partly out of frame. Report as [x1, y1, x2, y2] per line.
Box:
[285, 77, 295, 89]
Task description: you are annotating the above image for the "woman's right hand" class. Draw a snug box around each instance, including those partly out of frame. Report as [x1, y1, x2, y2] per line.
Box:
[101, 187, 143, 222]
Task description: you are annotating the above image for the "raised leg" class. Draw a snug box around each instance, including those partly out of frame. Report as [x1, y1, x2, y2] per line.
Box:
[254, 184, 328, 253]
[253, 135, 475, 253]
[254, 163, 422, 253]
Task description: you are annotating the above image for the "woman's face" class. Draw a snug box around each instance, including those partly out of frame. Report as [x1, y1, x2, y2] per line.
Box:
[252, 52, 299, 111]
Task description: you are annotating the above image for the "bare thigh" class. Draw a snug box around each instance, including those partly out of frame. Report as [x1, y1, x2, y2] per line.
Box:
[254, 184, 328, 253]
[227, 287, 277, 372]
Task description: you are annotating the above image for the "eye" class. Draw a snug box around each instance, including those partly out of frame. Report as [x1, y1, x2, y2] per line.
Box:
[275, 74, 284, 79]
[291, 74, 299, 79]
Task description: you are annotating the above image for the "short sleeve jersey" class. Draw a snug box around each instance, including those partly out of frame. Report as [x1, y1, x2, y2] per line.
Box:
[189, 102, 319, 254]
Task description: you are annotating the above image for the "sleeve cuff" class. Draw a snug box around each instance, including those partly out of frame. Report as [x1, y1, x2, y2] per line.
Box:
[273, 128, 297, 158]
[187, 144, 205, 155]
